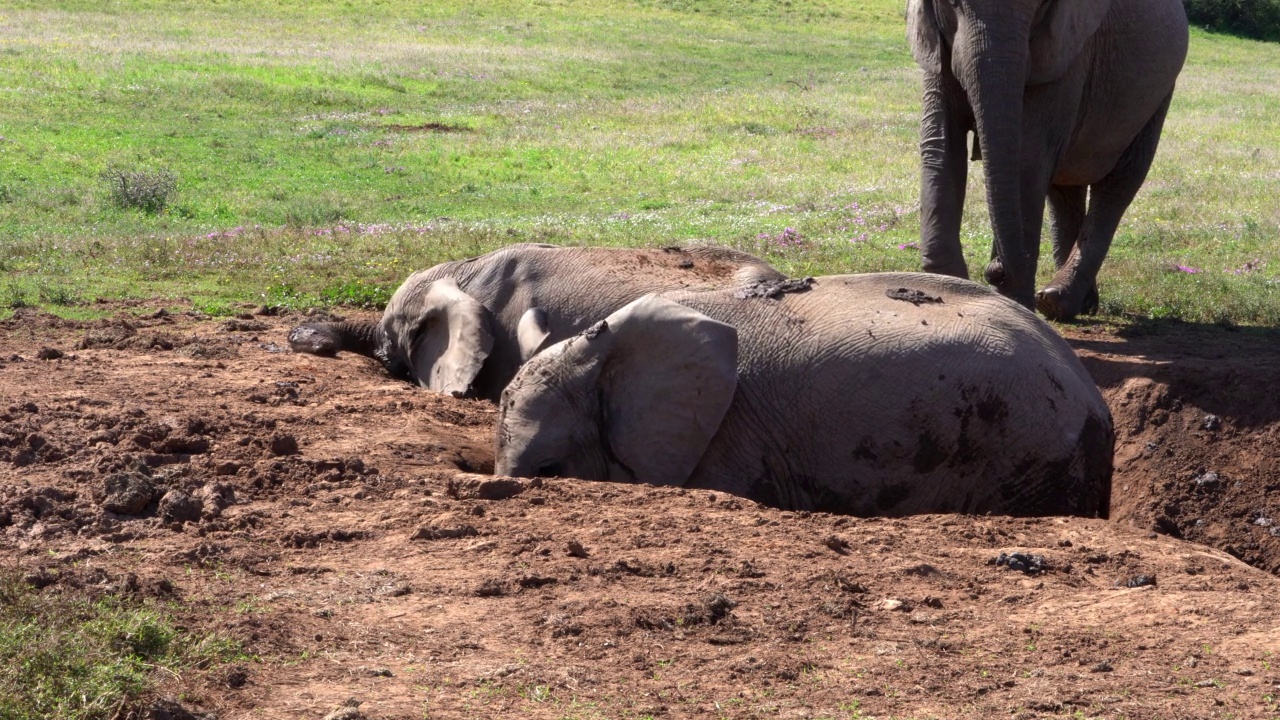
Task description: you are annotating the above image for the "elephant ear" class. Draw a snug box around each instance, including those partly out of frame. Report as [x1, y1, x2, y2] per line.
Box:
[517, 307, 552, 361]
[906, 0, 942, 73]
[384, 276, 494, 396]
[595, 295, 739, 486]
[1029, 0, 1111, 84]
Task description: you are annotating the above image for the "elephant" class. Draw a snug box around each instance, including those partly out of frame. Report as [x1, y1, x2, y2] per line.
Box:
[287, 243, 784, 401]
[907, 0, 1188, 320]
[494, 273, 1114, 518]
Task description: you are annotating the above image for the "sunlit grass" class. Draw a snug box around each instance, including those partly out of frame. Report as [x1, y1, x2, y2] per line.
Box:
[0, 1, 1277, 323]
[0, 572, 242, 720]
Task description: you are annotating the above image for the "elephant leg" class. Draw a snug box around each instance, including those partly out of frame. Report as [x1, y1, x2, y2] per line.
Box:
[1045, 185, 1096, 313]
[1038, 92, 1174, 321]
[1047, 184, 1086, 269]
[918, 71, 972, 280]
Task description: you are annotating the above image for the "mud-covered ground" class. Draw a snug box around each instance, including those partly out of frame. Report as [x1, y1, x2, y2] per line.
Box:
[2, 304, 1278, 720]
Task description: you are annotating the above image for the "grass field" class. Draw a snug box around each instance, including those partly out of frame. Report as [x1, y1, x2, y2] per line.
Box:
[0, 0, 1277, 322]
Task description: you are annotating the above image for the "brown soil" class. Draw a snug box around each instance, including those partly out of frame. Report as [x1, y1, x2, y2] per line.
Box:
[2, 304, 1278, 720]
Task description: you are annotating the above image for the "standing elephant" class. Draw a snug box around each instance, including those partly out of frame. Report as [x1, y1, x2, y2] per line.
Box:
[495, 273, 1114, 518]
[288, 244, 783, 400]
[907, 0, 1188, 320]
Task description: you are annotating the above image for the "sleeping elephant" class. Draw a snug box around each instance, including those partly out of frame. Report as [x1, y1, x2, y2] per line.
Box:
[907, 0, 1188, 320]
[495, 273, 1114, 518]
[287, 244, 783, 401]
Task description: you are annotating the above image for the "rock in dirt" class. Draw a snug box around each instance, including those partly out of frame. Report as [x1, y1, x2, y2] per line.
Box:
[155, 436, 210, 455]
[269, 434, 299, 456]
[824, 535, 851, 554]
[214, 461, 242, 476]
[411, 513, 479, 540]
[147, 697, 215, 720]
[992, 552, 1047, 575]
[159, 490, 203, 523]
[36, 347, 63, 360]
[475, 578, 508, 597]
[225, 666, 249, 688]
[567, 540, 589, 558]
[321, 699, 364, 720]
[101, 472, 156, 515]
[446, 474, 529, 500]
[1124, 574, 1158, 588]
[1194, 471, 1221, 489]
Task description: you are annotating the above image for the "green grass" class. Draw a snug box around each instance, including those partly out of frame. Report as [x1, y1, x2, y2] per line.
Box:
[0, 0, 1277, 323]
[0, 572, 242, 720]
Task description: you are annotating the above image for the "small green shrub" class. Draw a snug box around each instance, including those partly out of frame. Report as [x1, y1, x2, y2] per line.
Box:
[101, 168, 178, 214]
[1, 278, 31, 309]
[1184, 0, 1280, 41]
[37, 281, 82, 306]
[283, 196, 349, 227]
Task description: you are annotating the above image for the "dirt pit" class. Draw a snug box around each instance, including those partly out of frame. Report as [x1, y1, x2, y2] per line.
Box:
[2, 304, 1278, 720]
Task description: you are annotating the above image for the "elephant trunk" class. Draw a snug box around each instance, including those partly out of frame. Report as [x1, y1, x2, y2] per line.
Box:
[957, 24, 1034, 307]
[288, 320, 386, 358]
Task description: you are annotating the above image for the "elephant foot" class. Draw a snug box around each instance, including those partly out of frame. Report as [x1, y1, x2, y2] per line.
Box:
[984, 260, 1035, 309]
[1081, 282, 1100, 316]
[1036, 286, 1081, 322]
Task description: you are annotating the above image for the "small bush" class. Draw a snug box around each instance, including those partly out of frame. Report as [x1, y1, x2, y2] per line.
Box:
[283, 195, 349, 227]
[101, 168, 178, 214]
[1, 278, 31, 309]
[1184, 0, 1280, 41]
[37, 281, 81, 306]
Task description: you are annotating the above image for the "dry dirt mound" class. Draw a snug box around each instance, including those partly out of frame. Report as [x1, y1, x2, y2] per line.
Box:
[2, 305, 1278, 720]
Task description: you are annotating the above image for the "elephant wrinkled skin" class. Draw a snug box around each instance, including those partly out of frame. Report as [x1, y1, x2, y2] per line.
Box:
[495, 273, 1115, 518]
[907, 0, 1188, 320]
[287, 244, 783, 400]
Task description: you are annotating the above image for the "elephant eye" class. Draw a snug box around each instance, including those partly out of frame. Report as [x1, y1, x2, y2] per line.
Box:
[535, 461, 563, 478]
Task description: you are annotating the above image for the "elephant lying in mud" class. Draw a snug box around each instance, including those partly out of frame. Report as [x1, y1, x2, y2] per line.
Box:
[495, 273, 1114, 517]
[288, 244, 783, 401]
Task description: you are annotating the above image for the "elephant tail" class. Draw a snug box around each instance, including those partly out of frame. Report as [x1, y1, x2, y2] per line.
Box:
[288, 321, 386, 359]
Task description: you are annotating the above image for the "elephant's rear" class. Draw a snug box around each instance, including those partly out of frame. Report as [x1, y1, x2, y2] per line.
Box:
[691, 273, 1116, 518]
[836, 273, 1116, 519]
[841, 273, 1115, 519]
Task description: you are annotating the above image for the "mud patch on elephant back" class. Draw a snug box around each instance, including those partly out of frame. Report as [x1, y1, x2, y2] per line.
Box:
[733, 277, 814, 300]
[912, 431, 948, 474]
[884, 287, 944, 305]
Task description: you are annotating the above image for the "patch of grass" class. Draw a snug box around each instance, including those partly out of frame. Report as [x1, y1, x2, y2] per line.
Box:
[0, 572, 241, 720]
[319, 279, 396, 309]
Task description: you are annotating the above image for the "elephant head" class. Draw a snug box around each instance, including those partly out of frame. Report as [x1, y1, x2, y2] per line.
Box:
[378, 274, 495, 397]
[495, 295, 738, 485]
[907, 0, 1111, 304]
